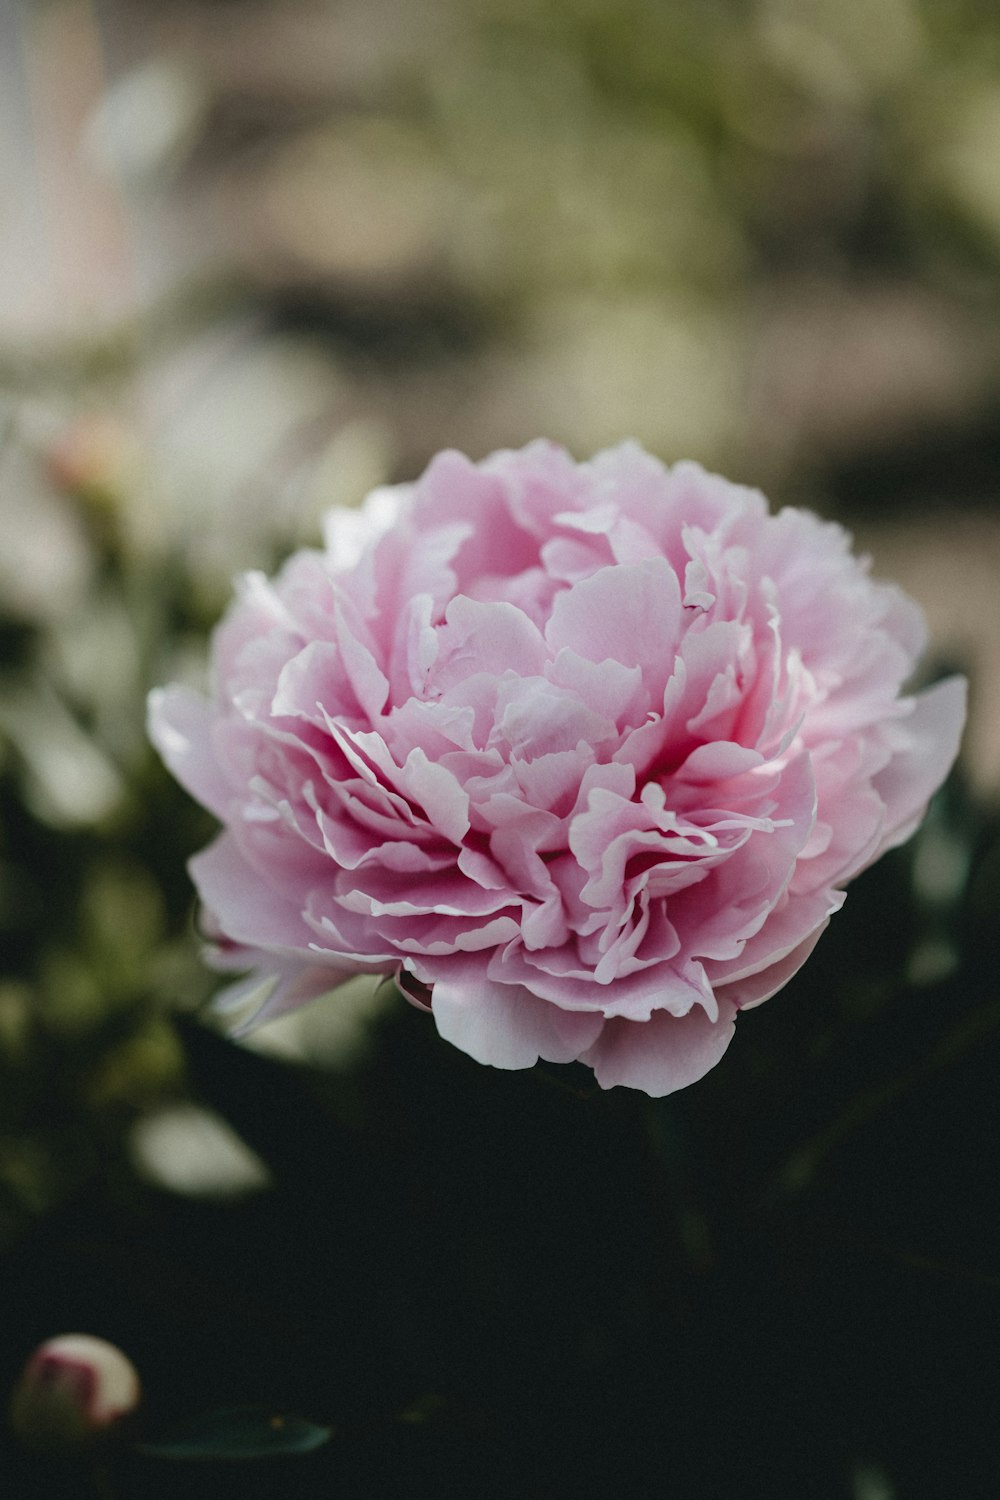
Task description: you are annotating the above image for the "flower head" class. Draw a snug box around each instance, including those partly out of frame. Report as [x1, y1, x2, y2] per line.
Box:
[150, 442, 965, 1095]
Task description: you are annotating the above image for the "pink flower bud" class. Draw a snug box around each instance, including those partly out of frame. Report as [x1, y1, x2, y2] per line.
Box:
[9, 1334, 140, 1450]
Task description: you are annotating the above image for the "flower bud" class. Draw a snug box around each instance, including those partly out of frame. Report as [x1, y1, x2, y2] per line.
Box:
[9, 1334, 140, 1450]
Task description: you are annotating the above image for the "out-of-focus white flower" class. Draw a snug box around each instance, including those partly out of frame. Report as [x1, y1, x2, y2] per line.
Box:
[129, 1103, 271, 1198]
[83, 58, 208, 186]
[0, 682, 124, 829]
[0, 452, 94, 624]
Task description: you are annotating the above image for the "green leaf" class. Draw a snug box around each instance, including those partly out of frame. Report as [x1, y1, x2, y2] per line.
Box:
[136, 1405, 333, 1461]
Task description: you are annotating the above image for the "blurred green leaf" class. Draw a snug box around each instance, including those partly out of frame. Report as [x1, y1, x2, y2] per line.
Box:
[136, 1405, 332, 1461]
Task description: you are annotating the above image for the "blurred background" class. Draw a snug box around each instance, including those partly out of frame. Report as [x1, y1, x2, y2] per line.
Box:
[1, 1, 999, 1496]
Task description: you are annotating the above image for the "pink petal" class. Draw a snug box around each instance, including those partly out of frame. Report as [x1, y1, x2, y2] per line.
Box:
[147, 686, 232, 819]
[581, 1000, 738, 1096]
[434, 595, 549, 691]
[432, 965, 605, 1069]
[715, 916, 835, 1011]
[869, 675, 967, 856]
[705, 885, 845, 990]
[545, 558, 682, 690]
[190, 832, 316, 953]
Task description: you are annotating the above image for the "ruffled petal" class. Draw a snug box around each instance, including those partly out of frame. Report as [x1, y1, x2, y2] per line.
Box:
[432, 964, 605, 1070]
[147, 686, 232, 819]
[581, 1000, 738, 1096]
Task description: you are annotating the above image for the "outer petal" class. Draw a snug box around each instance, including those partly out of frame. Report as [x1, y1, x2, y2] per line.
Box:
[432, 965, 605, 1070]
[580, 1000, 738, 1096]
[715, 920, 832, 1012]
[147, 686, 231, 819]
[868, 676, 967, 858]
[704, 886, 845, 991]
[190, 831, 318, 954]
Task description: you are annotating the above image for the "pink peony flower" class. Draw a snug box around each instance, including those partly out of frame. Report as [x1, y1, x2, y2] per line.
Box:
[149, 442, 966, 1096]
